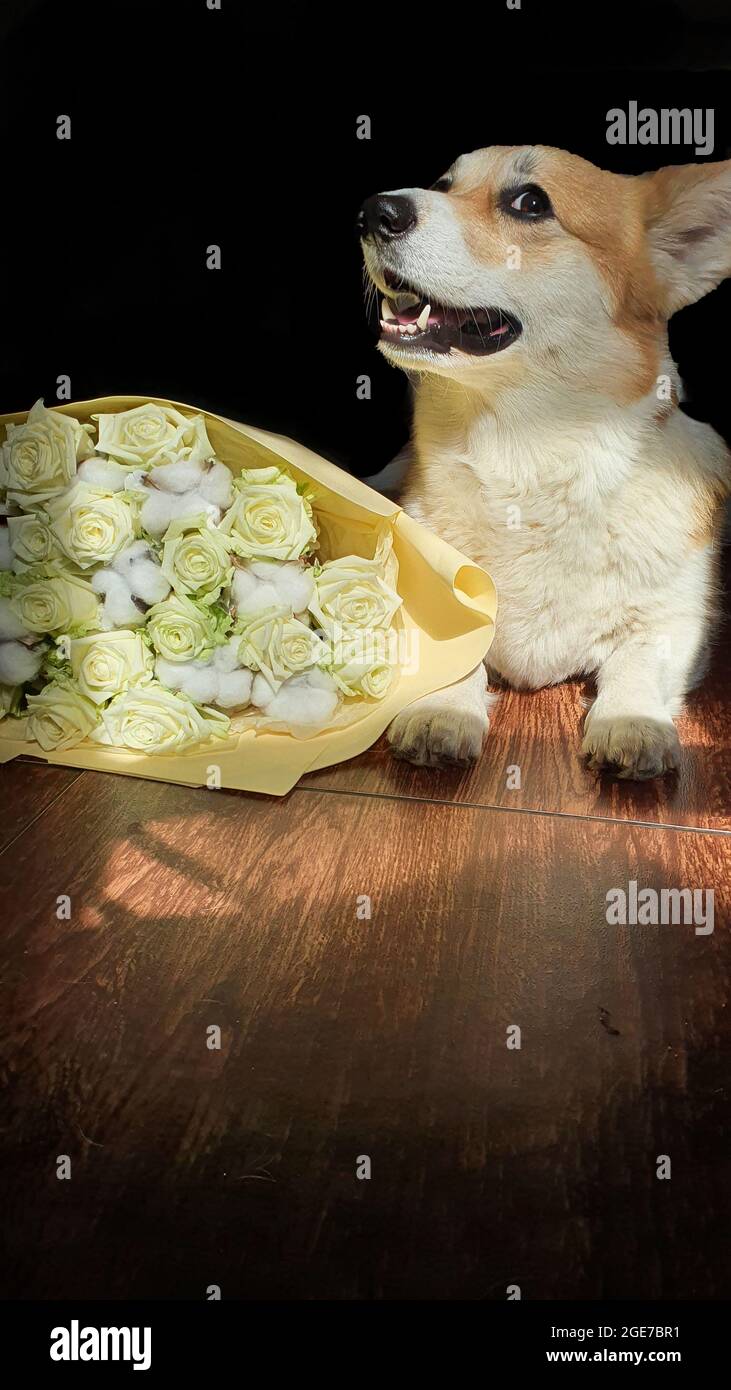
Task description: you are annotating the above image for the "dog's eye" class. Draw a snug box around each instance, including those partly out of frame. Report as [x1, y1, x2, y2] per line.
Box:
[431, 175, 452, 193]
[503, 184, 553, 220]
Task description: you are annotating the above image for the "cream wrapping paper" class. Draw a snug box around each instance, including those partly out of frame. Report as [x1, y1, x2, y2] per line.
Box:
[0, 396, 497, 794]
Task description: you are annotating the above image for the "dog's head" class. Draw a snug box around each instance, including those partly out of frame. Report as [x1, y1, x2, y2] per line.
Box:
[359, 145, 731, 396]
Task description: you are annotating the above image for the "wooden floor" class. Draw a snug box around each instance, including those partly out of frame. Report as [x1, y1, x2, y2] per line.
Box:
[1, 641, 729, 1300]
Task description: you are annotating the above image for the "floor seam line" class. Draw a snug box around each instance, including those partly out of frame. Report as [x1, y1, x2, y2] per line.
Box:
[1, 770, 87, 857]
[294, 783, 731, 838]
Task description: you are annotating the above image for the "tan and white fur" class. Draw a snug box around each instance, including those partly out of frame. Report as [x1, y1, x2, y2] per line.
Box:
[361, 146, 731, 779]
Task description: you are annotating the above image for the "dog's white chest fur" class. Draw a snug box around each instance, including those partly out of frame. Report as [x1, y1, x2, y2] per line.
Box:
[404, 405, 717, 692]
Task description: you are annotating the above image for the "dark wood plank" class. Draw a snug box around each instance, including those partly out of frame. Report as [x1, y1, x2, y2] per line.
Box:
[0, 760, 83, 853]
[0, 772, 729, 1299]
[301, 658, 731, 831]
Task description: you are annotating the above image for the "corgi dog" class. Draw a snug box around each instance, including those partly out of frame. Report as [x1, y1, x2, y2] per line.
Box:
[358, 146, 731, 779]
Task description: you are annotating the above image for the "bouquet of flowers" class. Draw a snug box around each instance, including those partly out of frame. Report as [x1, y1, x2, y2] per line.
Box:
[0, 400, 403, 755]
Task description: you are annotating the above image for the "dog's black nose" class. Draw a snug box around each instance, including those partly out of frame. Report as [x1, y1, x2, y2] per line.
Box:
[357, 193, 417, 241]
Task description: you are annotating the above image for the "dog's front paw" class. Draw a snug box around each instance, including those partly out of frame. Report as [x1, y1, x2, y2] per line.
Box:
[387, 698, 489, 769]
[582, 713, 681, 780]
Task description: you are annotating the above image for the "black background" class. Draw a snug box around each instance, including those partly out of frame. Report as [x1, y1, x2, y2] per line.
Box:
[1, 0, 730, 477]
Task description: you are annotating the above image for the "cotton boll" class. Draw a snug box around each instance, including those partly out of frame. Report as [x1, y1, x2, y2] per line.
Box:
[154, 657, 188, 691]
[215, 668, 253, 709]
[230, 567, 280, 618]
[92, 569, 144, 628]
[171, 663, 219, 705]
[0, 597, 30, 641]
[251, 672, 276, 710]
[212, 636, 243, 674]
[0, 639, 43, 684]
[140, 488, 220, 537]
[111, 539, 153, 575]
[259, 669, 339, 730]
[183, 491, 221, 525]
[112, 543, 170, 604]
[200, 461, 233, 508]
[130, 556, 170, 605]
[309, 669, 338, 693]
[94, 543, 169, 625]
[286, 567, 315, 610]
[139, 490, 179, 537]
[135, 459, 231, 536]
[156, 649, 250, 709]
[156, 653, 218, 705]
[148, 459, 206, 494]
[0, 527, 12, 571]
[232, 560, 315, 619]
[78, 457, 129, 491]
[91, 568, 126, 601]
[103, 592, 145, 629]
[253, 560, 314, 614]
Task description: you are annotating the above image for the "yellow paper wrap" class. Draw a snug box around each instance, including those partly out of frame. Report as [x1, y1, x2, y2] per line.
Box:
[0, 397, 496, 794]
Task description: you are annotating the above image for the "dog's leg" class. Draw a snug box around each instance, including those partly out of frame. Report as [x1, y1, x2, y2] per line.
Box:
[581, 623, 703, 779]
[387, 663, 496, 768]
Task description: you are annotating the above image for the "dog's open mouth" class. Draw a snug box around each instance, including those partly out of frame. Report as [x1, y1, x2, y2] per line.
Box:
[375, 271, 522, 356]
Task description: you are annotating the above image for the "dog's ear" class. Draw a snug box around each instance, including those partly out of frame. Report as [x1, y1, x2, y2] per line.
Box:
[641, 159, 731, 315]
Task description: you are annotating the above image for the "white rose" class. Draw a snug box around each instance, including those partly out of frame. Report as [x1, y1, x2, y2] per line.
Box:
[3, 399, 93, 508]
[327, 632, 396, 699]
[69, 630, 152, 705]
[11, 573, 100, 634]
[161, 517, 232, 602]
[309, 553, 402, 634]
[147, 594, 222, 663]
[95, 404, 214, 468]
[45, 482, 137, 569]
[26, 682, 99, 750]
[219, 466, 317, 560]
[7, 513, 64, 570]
[237, 606, 326, 690]
[90, 682, 230, 753]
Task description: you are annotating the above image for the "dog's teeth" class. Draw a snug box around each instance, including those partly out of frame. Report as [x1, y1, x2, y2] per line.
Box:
[416, 304, 430, 332]
[405, 324, 417, 335]
[381, 298, 396, 322]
